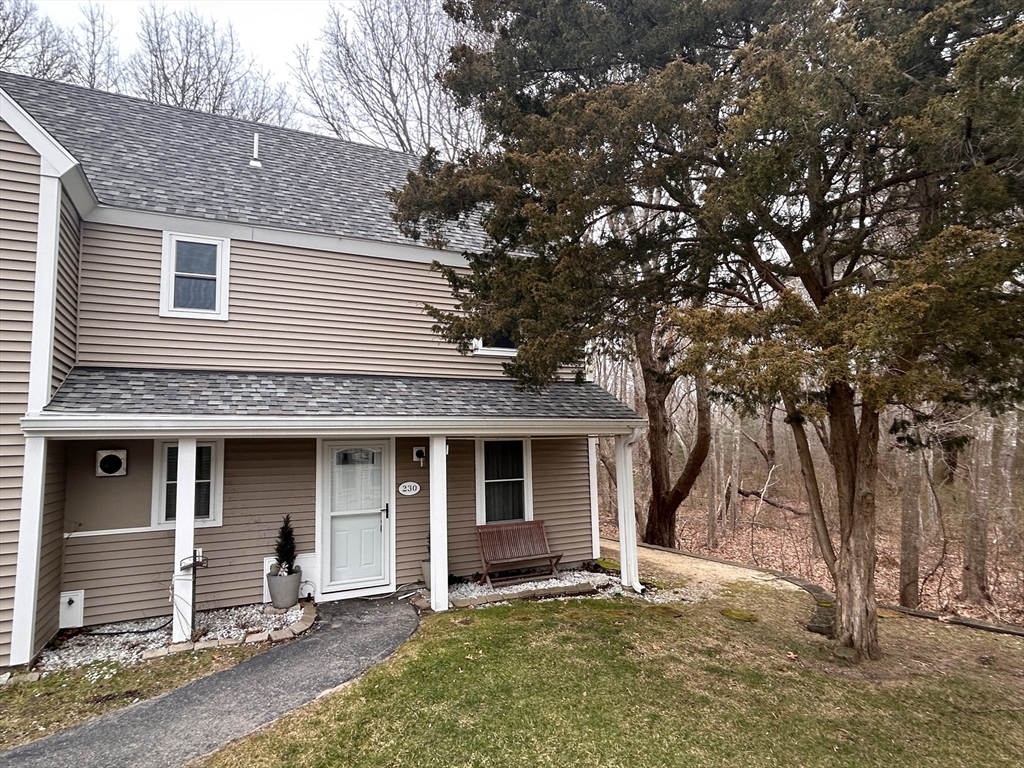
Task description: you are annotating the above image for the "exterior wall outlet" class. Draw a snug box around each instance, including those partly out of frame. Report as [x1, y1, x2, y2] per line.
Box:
[59, 590, 85, 628]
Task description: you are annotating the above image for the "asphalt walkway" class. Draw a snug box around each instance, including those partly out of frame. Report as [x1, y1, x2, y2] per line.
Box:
[1, 597, 419, 768]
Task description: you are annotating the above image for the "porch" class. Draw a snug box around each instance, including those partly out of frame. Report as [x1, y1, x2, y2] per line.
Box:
[11, 368, 644, 661]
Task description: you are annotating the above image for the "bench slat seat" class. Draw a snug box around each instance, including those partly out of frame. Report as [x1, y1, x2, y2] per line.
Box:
[476, 520, 563, 588]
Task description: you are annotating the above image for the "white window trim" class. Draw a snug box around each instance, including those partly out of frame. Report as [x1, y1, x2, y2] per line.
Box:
[471, 338, 518, 357]
[159, 231, 231, 320]
[151, 439, 225, 528]
[475, 438, 533, 525]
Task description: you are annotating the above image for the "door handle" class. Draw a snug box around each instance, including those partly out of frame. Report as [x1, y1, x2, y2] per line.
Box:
[381, 502, 389, 519]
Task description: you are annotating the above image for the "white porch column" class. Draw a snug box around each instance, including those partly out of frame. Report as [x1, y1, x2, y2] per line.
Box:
[171, 438, 197, 643]
[615, 432, 641, 592]
[428, 435, 449, 612]
[10, 437, 48, 665]
[588, 437, 600, 560]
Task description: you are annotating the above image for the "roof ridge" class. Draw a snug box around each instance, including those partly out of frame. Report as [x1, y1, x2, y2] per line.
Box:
[0, 70, 418, 161]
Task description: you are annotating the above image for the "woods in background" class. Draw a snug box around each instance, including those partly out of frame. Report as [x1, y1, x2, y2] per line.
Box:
[593, 359, 1023, 627]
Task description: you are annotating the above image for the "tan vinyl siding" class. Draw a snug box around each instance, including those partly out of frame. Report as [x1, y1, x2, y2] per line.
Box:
[344, 437, 595, 585]
[52, 192, 79, 392]
[531, 438, 594, 565]
[57, 436, 594, 629]
[76, 223, 511, 377]
[194, 438, 315, 609]
[446, 440, 481, 576]
[35, 441, 66, 653]
[0, 119, 40, 665]
[65, 440, 154, 532]
[442, 438, 595, 579]
[394, 437, 430, 584]
[61, 438, 316, 625]
[63, 531, 175, 625]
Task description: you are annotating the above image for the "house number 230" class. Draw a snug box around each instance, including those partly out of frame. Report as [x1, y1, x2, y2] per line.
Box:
[398, 482, 421, 496]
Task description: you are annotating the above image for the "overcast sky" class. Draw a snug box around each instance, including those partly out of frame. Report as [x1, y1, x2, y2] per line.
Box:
[35, 0, 346, 79]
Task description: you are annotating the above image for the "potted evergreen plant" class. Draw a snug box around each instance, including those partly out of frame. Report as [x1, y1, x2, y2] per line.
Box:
[266, 514, 302, 609]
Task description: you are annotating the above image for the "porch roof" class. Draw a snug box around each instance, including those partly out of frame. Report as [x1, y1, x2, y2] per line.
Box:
[44, 367, 641, 422]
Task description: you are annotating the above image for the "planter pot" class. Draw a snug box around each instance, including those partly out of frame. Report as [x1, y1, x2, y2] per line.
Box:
[420, 559, 431, 591]
[267, 567, 302, 609]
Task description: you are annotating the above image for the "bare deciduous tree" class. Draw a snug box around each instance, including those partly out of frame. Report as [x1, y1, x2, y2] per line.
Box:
[70, 1, 120, 91]
[899, 450, 922, 608]
[0, 0, 76, 80]
[297, 0, 482, 157]
[125, 2, 295, 125]
[963, 416, 996, 605]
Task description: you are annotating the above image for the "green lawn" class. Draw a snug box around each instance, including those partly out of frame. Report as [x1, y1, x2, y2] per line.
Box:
[200, 587, 1024, 768]
[0, 644, 263, 749]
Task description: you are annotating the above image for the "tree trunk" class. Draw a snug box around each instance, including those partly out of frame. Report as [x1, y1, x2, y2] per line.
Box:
[899, 451, 922, 608]
[763, 403, 776, 469]
[706, 428, 719, 550]
[639, 331, 712, 548]
[963, 416, 994, 604]
[781, 392, 837, 582]
[728, 413, 741, 531]
[931, 403, 965, 487]
[996, 410, 1019, 527]
[827, 383, 881, 661]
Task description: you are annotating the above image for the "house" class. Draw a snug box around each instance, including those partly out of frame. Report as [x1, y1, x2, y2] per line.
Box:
[0, 72, 644, 669]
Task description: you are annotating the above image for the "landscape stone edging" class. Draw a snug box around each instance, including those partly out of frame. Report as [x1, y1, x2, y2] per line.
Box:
[413, 582, 599, 612]
[138, 602, 318, 661]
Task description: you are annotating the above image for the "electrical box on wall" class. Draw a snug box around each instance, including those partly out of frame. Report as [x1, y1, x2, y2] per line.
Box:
[95, 449, 127, 477]
[59, 590, 85, 628]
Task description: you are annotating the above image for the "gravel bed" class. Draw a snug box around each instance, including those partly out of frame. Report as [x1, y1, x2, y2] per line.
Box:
[447, 570, 616, 601]
[446, 570, 722, 606]
[36, 604, 303, 674]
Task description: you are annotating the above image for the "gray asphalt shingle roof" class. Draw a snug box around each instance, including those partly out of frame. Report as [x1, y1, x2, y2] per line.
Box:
[46, 367, 641, 421]
[0, 72, 484, 251]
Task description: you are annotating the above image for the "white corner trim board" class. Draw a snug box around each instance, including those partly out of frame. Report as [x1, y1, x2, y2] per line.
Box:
[10, 437, 48, 665]
[25, 175, 62, 413]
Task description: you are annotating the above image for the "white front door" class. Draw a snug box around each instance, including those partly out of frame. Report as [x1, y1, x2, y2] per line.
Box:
[322, 442, 391, 592]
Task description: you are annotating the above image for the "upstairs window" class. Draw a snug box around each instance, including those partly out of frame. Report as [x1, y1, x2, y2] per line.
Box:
[471, 330, 518, 357]
[160, 232, 230, 320]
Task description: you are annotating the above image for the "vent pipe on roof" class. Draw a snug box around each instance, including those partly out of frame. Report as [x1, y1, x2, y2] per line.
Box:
[249, 133, 262, 167]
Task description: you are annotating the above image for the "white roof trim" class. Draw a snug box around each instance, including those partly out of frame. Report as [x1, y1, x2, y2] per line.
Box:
[87, 205, 469, 267]
[21, 411, 645, 439]
[1, 86, 78, 177]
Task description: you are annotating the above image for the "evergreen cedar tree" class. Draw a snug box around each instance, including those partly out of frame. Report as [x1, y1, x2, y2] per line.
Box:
[391, 0, 1024, 660]
[274, 514, 298, 575]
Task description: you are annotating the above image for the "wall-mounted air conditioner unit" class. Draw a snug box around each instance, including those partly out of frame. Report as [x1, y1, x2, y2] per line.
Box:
[95, 449, 127, 477]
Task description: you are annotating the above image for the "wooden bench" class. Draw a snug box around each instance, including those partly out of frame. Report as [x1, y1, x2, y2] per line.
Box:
[476, 520, 563, 588]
